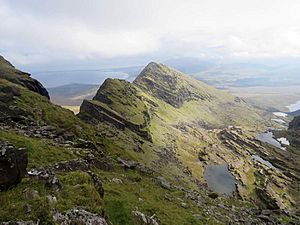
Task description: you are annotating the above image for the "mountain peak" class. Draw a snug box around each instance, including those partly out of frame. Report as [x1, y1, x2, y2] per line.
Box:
[135, 61, 181, 82]
[133, 62, 212, 108]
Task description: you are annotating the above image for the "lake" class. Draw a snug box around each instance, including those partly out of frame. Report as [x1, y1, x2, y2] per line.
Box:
[252, 155, 282, 172]
[204, 163, 236, 196]
[257, 131, 283, 149]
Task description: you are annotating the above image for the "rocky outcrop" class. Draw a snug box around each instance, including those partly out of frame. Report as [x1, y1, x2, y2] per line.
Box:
[78, 78, 152, 141]
[0, 141, 28, 191]
[133, 62, 211, 108]
[53, 209, 108, 225]
[132, 210, 160, 225]
[88, 171, 105, 198]
[289, 115, 300, 130]
[0, 55, 49, 99]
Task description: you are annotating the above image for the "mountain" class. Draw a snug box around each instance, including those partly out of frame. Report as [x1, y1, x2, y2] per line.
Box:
[288, 109, 300, 117]
[1, 57, 300, 224]
[79, 62, 300, 223]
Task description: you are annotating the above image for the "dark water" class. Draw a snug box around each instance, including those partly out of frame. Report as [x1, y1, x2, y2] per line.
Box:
[252, 155, 275, 169]
[257, 131, 282, 149]
[252, 155, 282, 172]
[204, 163, 236, 196]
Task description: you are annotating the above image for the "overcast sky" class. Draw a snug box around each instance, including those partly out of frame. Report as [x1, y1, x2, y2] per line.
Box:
[1, 0, 300, 70]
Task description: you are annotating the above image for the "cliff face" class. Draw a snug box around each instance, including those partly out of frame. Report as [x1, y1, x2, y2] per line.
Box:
[289, 115, 300, 130]
[78, 78, 152, 141]
[0, 55, 49, 99]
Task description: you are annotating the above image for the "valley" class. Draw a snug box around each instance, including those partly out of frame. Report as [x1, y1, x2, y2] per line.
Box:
[0, 56, 299, 224]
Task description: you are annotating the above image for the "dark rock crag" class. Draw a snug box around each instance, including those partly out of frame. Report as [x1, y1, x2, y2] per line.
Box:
[0, 55, 49, 99]
[289, 115, 300, 130]
[0, 141, 28, 191]
[78, 78, 152, 141]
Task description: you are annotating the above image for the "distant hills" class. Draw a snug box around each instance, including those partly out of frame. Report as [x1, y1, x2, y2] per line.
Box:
[1, 55, 300, 224]
[48, 83, 99, 106]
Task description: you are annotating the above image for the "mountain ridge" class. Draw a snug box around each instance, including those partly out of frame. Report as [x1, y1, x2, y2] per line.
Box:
[1, 55, 300, 224]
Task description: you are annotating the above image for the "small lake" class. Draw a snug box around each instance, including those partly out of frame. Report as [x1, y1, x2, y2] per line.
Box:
[257, 131, 283, 149]
[287, 100, 300, 112]
[252, 155, 282, 172]
[273, 112, 287, 117]
[204, 163, 236, 196]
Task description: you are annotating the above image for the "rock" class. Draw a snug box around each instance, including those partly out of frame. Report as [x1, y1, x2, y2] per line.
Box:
[88, 171, 104, 198]
[0, 141, 28, 191]
[75, 138, 96, 149]
[156, 176, 172, 190]
[53, 208, 108, 225]
[23, 188, 39, 199]
[192, 214, 204, 221]
[47, 194, 58, 206]
[117, 157, 153, 174]
[255, 187, 280, 210]
[181, 202, 188, 209]
[23, 204, 32, 214]
[112, 178, 123, 184]
[45, 175, 62, 190]
[164, 194, 173, 201]
[132, 210, 160, 225]
[117, 157, 138, 169]
[208, 192, 219, 199]
[289, 115, 300, 130]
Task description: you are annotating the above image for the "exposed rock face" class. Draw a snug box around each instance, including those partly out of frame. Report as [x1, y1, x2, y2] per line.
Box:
[0, 141, 28, 191]
[88, 171, 105, 198]
[289, 115, 300, 130]
[133, 62, 211, 108]
[78, 79, 152, 141]
[53, 209, 108, 225]
[0, 55, 49, 99]
[132, 210, 160, 225]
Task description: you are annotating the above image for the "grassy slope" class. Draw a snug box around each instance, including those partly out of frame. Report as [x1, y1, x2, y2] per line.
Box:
[0, 80, 221, 225]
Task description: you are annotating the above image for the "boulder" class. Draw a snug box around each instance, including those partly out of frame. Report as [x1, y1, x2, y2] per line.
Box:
[88, 171, 104, 198]
[0, 141, 28, 191]
[132, 210, 160, 225]
[53, 208, 108, 225]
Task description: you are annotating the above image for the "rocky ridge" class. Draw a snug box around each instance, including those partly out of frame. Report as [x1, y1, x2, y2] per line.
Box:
[0, 56, 299, 224]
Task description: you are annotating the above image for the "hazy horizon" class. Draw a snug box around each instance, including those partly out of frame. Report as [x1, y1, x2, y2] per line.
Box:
[1, 0, 300, 74]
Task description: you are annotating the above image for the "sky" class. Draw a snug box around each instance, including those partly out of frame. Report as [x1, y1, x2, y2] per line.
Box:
[1, 0, 300, 71]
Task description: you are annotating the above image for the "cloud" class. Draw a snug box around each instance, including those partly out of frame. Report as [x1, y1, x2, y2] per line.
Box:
[1, 0, 300, 67]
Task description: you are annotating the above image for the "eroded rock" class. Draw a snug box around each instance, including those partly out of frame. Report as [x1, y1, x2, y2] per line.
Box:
[132, 210, 160, 225]
[53, 208, 108, 225]
[0, 141, 28, 191]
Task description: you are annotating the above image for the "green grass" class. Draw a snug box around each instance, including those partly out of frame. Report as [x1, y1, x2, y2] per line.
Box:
[97, 169, 209, 225]
[16, 88, 97, 140]
[0, 171, 104, 224]
[0, 178, 54, 224]
[56, 171, 104, 213]
[0, 130, 75, 168]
